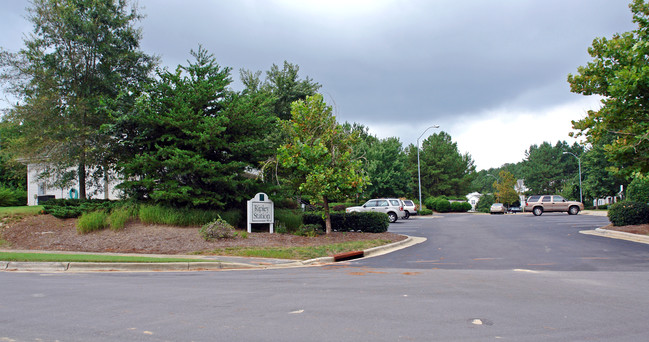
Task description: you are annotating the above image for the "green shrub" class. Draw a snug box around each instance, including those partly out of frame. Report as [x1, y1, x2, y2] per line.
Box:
[450, 201, 472, 212]
[199, 217, 235, 240]
[434, 199, 451, 213]
[303, 212, 389, 233]
[293, 224, 323, 237]
[0, 187, 27, 207]
[608, 201, 649, 226]
[275, 209, 303, 232]
[43, 199, 117, 218]
[476, 194, 495, 213]
[77, 210, 109, 234]
[418, 208, 433, 215]
[628, 175, 649, 203]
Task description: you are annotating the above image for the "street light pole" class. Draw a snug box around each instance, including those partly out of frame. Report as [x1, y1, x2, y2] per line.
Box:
[563, 152, 583, 203]
[417, 125, 440, 213]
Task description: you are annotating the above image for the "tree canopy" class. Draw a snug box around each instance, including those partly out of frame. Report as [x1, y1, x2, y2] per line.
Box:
[0, 0, 155, 198]
[277, 94, 367, 234]
[117, 47, 276, 209]
[407, 131, 475, 198]
[568, 0, 649, 175]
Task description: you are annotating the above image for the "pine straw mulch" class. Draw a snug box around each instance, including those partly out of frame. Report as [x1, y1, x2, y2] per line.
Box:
[0, 214, 406, 255]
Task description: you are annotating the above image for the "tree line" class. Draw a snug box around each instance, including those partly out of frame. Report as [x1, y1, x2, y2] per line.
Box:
[2, 0, 649, 213]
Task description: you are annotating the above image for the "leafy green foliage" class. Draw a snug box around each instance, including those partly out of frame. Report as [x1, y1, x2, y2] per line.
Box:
[418, 208, 433, 215]
[117, 47, 275, 209]
[523, 141, 583, 194]
[0, 187, 27, 207]
[608, 201, 649, 226]
[0, 0, 155, 198]
[303, 212, 389, 233]
[274, 209, 304, 232]
[406, 131, 475, 198]
[493, 170, 519, 206]
[199, 217, 236, 240]
[358, 135, 411, 199]
[450, 201, 472, 212]
[277, 94, 367, 234]
[43, 199, 117, 218]
[77, 211, 109, 234]
[241, 61, 321, 120]
[476, 194, 495, 213]
[568, 0, 649, 175]
[628, 175, 649, 203]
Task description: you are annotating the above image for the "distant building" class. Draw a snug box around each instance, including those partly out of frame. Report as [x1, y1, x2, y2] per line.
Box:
[27, 163, 120, 206]
[466, 192, 482, 212]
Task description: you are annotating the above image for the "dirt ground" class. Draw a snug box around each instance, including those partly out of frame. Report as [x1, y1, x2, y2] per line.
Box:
[0, 214, 406, 255]
[602, 223, 649, 235]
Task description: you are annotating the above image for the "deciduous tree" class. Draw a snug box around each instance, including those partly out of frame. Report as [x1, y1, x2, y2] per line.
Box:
[568, 0, 649, 175]
[277, 94, 367, 234]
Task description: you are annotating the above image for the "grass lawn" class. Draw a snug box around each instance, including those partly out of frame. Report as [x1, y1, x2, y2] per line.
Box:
[0, 252, 215, 263]
[194, 239, 392, 260]
[0, 206, 43, 218]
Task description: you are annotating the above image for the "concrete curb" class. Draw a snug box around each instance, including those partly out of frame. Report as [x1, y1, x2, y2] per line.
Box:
[1, 235, 424, 272]
[580, 228, 649, 245]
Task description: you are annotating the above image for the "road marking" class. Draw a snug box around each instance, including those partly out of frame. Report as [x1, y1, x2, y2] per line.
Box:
[513, 269, 541, 273]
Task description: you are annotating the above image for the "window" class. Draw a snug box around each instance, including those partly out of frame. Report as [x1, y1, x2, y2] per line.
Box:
[542, 196, 551, 202]
[378, 200, 389, 206]
[553, 196, 564, 202]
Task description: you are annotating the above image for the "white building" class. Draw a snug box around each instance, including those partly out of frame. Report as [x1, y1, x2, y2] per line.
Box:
[27, 163, 121, 205]
[466, 192, 482, 212]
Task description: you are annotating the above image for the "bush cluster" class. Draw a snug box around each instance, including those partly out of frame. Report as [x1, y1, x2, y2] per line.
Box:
[0, 187, 27, 207]
[274, 209, 303, 232]
[424, 196, 471, 213]
[418, 208, 433, 215]
[43, 199, 117, 218]
[608, 201, 649, 226]
[628, 176, 649, 204]
[199, 217, 236, 240]
[303, 212, 389, 233]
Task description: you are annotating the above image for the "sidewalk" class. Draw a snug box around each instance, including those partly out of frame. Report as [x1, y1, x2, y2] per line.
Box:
[1, 235, 425, 273]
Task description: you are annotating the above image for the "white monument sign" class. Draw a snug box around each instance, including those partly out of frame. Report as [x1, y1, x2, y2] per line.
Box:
[247, 192, 274, 233]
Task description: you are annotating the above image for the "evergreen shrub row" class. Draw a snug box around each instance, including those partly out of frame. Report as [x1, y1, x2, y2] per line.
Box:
[608, 201, 649, 226]
[0, 187, 27, 207]
[303, 212, 389, 233]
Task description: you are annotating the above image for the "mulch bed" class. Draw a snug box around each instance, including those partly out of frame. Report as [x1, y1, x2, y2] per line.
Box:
[0, 214, 406, 255]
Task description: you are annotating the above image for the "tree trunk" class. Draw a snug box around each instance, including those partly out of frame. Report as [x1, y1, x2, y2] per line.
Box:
[78, 152, 86, 200]
[323, 196, 332, 234]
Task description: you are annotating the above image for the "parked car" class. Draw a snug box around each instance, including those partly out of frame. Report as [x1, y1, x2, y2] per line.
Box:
[345, 198, 407, 223]
[401, 199, 417, 219]
[490, 203, 507, 214]
[508, 206, 522, 213]
[524, 195, 584, 216]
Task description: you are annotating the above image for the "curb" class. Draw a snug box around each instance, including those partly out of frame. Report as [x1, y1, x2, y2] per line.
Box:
[580, 228, 649, 245]
[1, 235, 425, 273]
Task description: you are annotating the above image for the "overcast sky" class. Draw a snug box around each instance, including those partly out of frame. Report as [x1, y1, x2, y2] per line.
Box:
[0, 0, 637, 170]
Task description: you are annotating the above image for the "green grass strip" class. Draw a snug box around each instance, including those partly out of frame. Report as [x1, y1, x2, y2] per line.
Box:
[0, 206, 44, 218]
[0, 252, 214, 263]
[195, 239, 392, 260]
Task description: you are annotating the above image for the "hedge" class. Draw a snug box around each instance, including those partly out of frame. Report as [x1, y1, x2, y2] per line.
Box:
[608, 201, 649, 226]
[43, 199, 118, 218]
[303, 212, 389, 233]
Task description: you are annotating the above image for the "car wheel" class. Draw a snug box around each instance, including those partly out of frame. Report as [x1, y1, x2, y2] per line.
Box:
[388, 212, 398, 223]
[568, 206, 580, 215]
[404, 211, 410, 219]
[533, 207, 543, 216]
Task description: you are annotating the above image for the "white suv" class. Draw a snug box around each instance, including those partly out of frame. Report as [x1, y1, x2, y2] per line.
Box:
[345, 198, 407, 223]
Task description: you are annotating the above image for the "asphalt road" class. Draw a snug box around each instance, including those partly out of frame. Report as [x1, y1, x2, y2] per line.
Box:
[2, 213, 649, 341]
